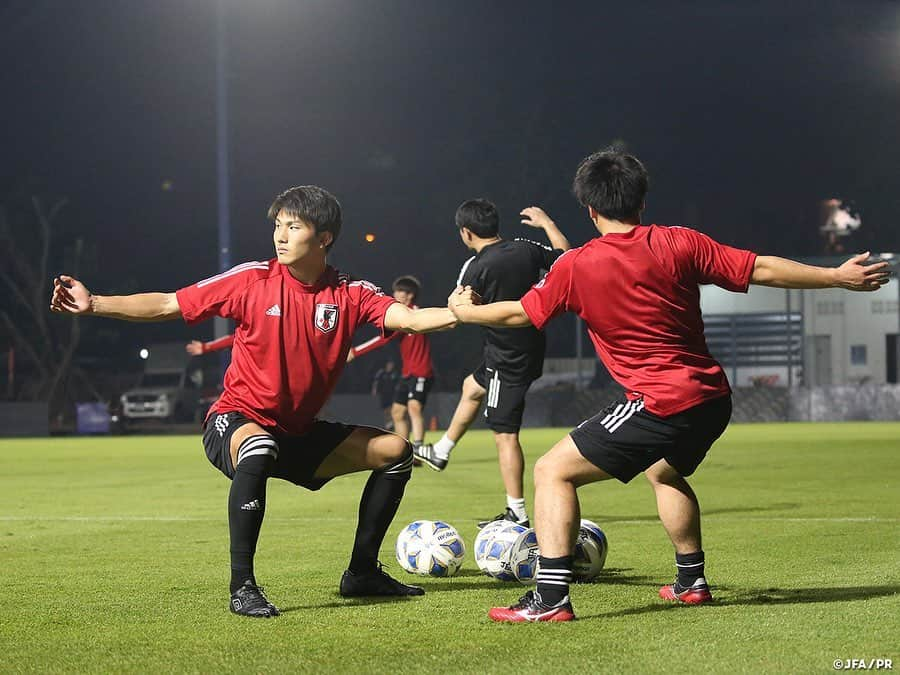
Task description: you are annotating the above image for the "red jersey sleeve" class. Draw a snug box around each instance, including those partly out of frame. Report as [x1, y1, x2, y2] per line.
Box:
[175, 260, 270, 325]
[349, 279, 396, 336]
[671, 227, 757, 292]
[520, 249, 578, 330]
[352, 332, 400, 357]
[203, 334, 235, 353]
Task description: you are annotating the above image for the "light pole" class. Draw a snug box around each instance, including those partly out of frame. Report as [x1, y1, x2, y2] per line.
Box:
[214, 0, 231, 348]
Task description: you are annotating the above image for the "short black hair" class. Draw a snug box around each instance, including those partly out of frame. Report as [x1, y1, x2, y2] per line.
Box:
[267, 185, 342, 251]
[455, 198, 499, 238]
[392, 275, 421, 300]
[573, 150, 648, 222]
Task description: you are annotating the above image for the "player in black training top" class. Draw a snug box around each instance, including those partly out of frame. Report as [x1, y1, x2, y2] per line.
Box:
[414, 198, 570, 527]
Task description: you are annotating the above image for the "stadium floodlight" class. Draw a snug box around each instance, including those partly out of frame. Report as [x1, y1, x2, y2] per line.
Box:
[139, 348, 150, 360]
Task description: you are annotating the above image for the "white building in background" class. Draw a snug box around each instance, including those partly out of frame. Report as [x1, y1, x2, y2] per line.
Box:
[700, 261, 899, 387]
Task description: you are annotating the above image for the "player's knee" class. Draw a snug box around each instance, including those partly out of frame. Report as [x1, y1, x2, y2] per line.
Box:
[462, 377, 485, 402]
[390, 405, 406, 422]
[533, 453, 562, 487]
[493, 432, 521, 453]
[376, 438, 413, 480]
[645, 459, 684, 487]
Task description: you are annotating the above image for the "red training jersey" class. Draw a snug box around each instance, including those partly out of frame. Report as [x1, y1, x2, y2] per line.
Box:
[351, 305, 434, 378]
[176, 260, 396, 434]
[521, 225, 756, 417]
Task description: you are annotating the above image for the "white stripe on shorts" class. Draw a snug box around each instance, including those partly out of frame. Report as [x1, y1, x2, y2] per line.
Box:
[604, 399, 645, 433]
[487, 370, 501, 409]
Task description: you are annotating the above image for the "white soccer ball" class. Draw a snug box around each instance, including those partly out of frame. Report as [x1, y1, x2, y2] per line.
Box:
[473, 521, 529, 581]
[510, 528, 541, 583]
[472, 521, 505, 577]
[395, 520, 466, 577]
[573, 518, 608, 581]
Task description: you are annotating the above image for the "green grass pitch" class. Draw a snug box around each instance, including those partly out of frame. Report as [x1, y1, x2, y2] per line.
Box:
[2, 423, 898, 673]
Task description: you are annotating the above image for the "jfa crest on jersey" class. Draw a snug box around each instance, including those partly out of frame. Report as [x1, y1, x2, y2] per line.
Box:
[315, 303, 339, 333]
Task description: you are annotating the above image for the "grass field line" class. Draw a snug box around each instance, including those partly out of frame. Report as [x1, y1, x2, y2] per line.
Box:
[0, 514, 896, 523]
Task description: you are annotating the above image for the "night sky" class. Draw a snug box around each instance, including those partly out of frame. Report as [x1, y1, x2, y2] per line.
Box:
[2, 0, 899, 370]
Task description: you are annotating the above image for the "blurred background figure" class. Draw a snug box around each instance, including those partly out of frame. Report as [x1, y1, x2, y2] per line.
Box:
[372, 360, 398, 430]
[820, 198, 861, 255]
[186, 335, 234, 356]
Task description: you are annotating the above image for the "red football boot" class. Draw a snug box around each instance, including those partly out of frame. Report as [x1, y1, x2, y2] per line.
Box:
[488, 591, 576, 623]
[659, 577, 713, 604]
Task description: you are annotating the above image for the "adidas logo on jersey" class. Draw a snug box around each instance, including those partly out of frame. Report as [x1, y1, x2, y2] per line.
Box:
[265, 304, 281, 317]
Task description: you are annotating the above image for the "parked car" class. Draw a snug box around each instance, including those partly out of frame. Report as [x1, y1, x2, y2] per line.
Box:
[118, 342, 205, 425]
[120, 368, 201, 423]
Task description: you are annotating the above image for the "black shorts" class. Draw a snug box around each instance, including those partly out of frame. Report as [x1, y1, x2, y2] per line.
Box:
[570, 395, 732, 484]
[473, 362, 534, 434]
[202, 411, 355, 491]
[393, 376, 433, 406]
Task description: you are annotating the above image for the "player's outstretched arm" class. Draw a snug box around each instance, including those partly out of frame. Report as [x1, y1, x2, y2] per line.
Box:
[383, 303, 457, 334]
[50, 275, 182, 321]
[751, 252, 889, 291]
[521, 206, 571, 251]
[186, 340, 205, 356]
[448, 287, 533, 327]
[187, 334, 234, 355]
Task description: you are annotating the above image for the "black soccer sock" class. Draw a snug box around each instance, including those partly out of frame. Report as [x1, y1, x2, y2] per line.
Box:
[348, 444, 414, 574]
[536, 555, 574, 607]
[228, 435, 278, 594]
[675, 550, 705, 589]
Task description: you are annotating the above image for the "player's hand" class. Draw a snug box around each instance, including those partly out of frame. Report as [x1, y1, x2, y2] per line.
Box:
[49, 275, 92, 314]
[185, 340, 204, 356]
[462, 286, 482, 306]
[447, 286, 465, 312]
[834, 252, 891, 291]
[448, 285, 480, 313]
[520, 206, 555, 230]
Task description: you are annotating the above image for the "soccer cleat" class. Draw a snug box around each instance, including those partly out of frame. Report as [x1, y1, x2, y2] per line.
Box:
[488, 590, 576, 623]
[477, 507, 529, 529]
[339, 562, 425, 597]
[229, 582, 280, 618]
[658, 577, 713, 604]
[412, 443, 448, 471]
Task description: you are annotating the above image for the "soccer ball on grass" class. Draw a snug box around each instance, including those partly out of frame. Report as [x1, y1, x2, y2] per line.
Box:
[473, 520, 529, 581]
[573, 518, 608, 581]
[395, 520, 466, 577]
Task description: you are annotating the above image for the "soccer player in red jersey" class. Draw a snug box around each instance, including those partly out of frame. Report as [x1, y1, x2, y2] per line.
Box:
[347, 276, 435, 450]
[50, 185, 459, 617]
[185, 334, 234, 356]
[448, 150, 890, 622]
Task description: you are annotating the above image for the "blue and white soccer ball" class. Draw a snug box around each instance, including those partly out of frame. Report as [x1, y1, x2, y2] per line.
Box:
[573, 518, 608, 581]
[510, 528, 540, 583]
[395, 520, 466, 577]
[473, 521, 529, 581]
[472, 520, 506, 576]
